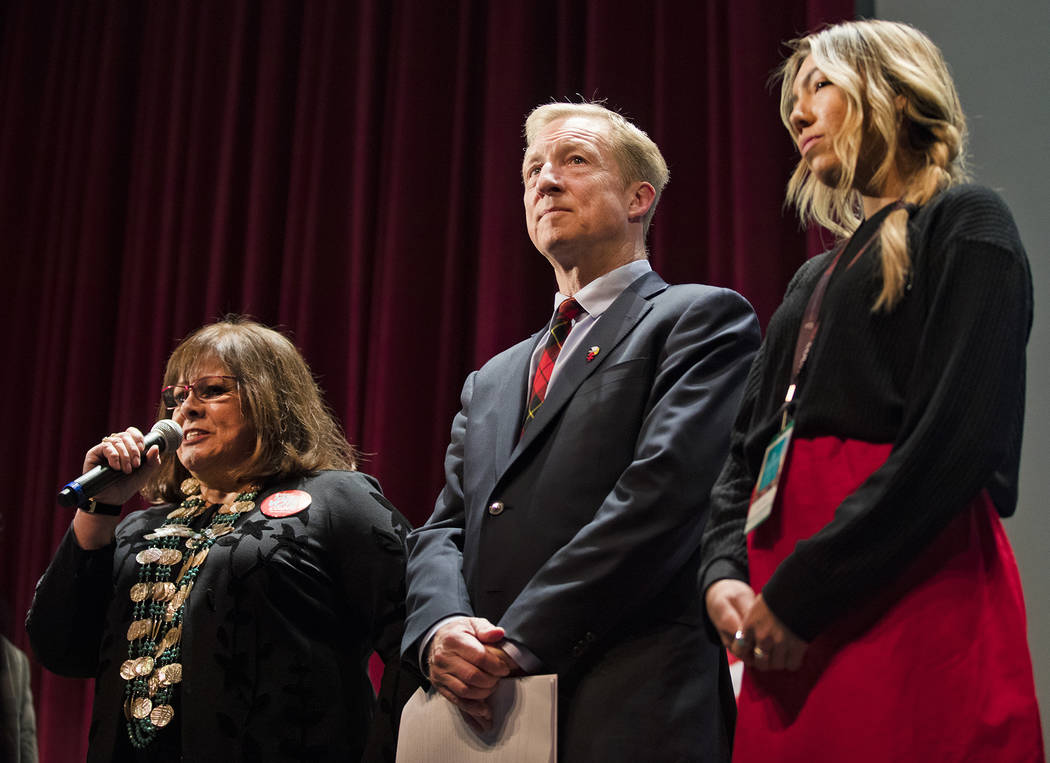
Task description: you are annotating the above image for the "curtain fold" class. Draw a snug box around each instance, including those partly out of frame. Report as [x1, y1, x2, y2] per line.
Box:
[0, 1, 852, 758]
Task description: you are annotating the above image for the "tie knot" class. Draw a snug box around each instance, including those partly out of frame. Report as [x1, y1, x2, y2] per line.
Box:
[556, 298, 583, 324]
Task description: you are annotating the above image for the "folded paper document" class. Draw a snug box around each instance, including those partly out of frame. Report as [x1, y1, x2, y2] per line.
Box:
[396, 674, 558, 762]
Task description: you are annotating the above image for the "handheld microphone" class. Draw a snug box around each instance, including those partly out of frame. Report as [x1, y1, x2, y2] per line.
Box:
[57, 419, 183, 508]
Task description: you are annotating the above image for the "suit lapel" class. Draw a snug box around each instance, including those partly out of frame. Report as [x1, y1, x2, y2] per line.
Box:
[483, 335, 539, 480]
[508, 270, 668, 463]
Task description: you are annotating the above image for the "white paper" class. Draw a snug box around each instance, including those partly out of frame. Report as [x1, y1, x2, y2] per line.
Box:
[396, 674, 558, 763]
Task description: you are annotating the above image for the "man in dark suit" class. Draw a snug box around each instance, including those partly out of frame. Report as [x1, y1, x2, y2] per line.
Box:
[403, 102, 760, 761]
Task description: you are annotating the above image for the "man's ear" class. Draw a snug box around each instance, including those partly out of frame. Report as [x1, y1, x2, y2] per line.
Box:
[627, 181, 656, 222]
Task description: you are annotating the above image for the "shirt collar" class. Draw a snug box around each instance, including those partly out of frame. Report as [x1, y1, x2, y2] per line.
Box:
[553, 259, 652, 319]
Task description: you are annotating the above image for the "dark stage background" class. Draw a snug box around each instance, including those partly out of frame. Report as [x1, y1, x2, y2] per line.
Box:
[0, 1, 851, 758]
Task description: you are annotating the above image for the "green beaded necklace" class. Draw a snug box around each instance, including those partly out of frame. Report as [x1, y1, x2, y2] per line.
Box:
[121, 476, 258, 749]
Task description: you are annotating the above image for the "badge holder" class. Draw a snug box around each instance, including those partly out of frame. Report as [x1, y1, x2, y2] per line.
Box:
[743, 207, 898, 536]
[746, 388, 795, 533]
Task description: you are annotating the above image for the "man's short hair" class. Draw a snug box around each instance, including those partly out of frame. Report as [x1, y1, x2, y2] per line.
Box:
[524, 102, 670, 237]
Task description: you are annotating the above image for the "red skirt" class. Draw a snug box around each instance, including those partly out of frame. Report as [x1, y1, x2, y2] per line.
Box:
[734, 436, 1044, 762]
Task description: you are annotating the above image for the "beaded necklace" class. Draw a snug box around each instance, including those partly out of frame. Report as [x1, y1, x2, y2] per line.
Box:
[121, 476, 258, 749]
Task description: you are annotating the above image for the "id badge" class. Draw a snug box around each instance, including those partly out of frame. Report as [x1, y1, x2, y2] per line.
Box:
[745, 421, 794, 533]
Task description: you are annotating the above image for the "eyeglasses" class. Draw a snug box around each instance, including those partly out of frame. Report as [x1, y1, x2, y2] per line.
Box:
[161, 375, 239, 411]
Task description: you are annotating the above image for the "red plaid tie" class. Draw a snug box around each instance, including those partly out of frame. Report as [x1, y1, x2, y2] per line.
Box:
[521, 298, 584, 434]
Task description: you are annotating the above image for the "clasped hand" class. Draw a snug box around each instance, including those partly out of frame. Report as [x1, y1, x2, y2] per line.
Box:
[426, 616, 520, 732]
[705, 579, 808, 671]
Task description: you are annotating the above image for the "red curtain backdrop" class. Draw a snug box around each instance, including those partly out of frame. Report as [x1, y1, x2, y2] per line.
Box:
[0, 1, 852, 759]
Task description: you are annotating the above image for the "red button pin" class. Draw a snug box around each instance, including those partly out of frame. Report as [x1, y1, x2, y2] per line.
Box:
[261, 490, 312, 517]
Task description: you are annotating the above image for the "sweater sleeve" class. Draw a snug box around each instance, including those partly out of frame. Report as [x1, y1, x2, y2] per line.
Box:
[762, 187, 1033, 640]
[25, 525, 117, 677]
[324, 472, 420, 761]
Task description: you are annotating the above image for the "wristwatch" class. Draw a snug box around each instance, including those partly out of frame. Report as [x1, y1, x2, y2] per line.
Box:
[83, 499, 123, 516]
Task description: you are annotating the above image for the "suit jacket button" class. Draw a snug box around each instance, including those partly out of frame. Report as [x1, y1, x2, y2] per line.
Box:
[488, 501, 504, 516]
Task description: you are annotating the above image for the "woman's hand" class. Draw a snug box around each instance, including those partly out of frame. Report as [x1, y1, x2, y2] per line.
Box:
[71, 427, 163, 550]
[739, 593, 808, 671]
[705, 578, 758, 659]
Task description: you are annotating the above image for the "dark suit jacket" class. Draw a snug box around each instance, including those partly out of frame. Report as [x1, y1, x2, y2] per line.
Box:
[27, 471, 416, 762]
[404, 271, 760, 761]
[0, 636, 37, 763]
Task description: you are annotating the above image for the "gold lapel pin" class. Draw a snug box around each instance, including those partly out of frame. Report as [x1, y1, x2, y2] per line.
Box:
[586, 346, 600, 362]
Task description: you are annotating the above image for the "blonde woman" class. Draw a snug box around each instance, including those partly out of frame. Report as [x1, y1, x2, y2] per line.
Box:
[700, 20, 1043, 761]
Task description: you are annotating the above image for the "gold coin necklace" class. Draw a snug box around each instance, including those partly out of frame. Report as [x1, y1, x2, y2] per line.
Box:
[122, 477, 258, 749]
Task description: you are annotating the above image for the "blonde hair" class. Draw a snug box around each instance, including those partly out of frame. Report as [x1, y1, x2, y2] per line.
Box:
[779, 20, 968, 310]
[145, 316, 357, 503]
[524, 101, 670, 236]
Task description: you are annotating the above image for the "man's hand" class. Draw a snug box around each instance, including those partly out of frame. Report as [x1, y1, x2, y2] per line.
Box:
[738, 593, 807, 671]
[427, 616, 515, 730]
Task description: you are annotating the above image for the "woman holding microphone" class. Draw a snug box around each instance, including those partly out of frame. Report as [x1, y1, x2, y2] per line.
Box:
[29, 317, 415, 761]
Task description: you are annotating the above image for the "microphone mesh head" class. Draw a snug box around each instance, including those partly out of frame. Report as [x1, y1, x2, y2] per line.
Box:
[151, 419, 184, 452]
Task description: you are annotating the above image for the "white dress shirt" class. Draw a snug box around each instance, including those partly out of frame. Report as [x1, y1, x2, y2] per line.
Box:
[526, 259, 653, 397]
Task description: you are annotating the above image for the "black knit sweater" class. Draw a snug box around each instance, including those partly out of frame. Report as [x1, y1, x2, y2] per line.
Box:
[699, 184, 1033, 641]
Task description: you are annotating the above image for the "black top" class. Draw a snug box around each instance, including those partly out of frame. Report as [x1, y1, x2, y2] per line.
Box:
[700, 184, 1033, 641]
[27, 470, 419, 762]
